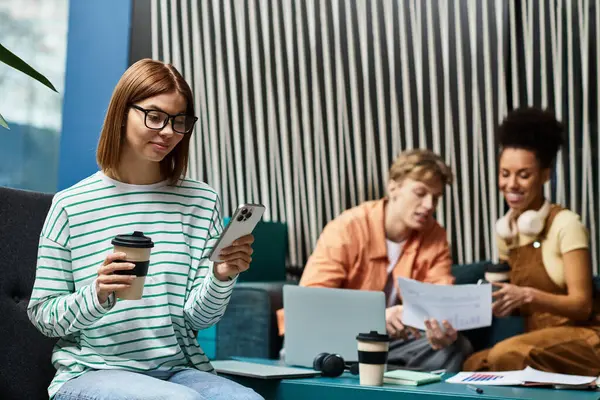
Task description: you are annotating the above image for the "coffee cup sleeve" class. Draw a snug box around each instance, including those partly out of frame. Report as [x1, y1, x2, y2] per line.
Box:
[113, 260, 150, 277]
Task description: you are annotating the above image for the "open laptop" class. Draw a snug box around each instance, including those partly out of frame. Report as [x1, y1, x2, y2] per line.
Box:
[283, 285, 386, 368]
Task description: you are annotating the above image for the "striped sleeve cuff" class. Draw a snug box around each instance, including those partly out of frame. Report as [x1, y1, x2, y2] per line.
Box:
[184, 268, 237, 330]
[206, 269, 237, 296]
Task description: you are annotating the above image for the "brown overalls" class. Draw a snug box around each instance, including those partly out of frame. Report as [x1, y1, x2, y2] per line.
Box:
[464, 205, 600, 374]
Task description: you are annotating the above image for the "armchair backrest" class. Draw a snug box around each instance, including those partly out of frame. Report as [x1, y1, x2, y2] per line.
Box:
[0, 186, 58, 400]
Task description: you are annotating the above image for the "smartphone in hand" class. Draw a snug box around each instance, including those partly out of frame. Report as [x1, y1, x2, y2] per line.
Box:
[208, 203, 266, 263]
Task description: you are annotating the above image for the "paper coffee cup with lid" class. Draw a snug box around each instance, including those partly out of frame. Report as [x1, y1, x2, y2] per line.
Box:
[112, 231, 154, 300]
[485, 262, 510, 286]
[356, 330, 390, 386]
[484, 262, 510, 294]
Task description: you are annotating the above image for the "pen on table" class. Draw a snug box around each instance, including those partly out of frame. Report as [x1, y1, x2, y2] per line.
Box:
[466, 384, 484, 394]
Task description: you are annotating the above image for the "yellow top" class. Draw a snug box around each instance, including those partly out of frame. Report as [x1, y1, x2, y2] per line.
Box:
[497, 209, 589, 288]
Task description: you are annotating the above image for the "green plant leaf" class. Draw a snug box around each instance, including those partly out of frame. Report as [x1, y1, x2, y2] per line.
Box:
[0, 43, 57, 92]
[0, 112, 9, 129]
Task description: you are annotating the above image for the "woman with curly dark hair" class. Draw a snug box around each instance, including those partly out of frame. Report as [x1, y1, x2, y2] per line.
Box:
[464, 107, 600, 374]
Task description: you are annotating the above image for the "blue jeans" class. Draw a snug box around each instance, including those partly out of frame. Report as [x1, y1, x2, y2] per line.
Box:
[54, 369, 264, 400]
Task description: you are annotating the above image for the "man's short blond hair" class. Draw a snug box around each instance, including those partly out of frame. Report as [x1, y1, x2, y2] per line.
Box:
[389, 149, 453, 185]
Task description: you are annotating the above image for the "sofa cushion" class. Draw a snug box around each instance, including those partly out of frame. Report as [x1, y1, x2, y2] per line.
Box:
[0, 187, 58, 400]
[216, 282, 286, 359]
[594, 276, 600, 292]
[222, 218, 288, 282]
[451, 261, 488, 285]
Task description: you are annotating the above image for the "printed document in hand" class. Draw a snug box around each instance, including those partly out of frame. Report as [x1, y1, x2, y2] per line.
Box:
[397, 277, 492, 331]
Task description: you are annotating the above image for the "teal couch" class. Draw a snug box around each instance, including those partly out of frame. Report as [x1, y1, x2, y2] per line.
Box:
[223, 217, 288, 283]
[198, 219, 288, 358]
[205, 261, 527, 360]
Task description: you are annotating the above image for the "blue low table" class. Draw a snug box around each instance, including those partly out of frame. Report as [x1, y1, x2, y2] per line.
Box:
[223, 358, 600, 400]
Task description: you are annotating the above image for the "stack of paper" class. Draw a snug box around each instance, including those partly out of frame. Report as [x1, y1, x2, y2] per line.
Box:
[519, 367, 597, 389]
[446, 367, 597, 389]
[383, 370, 442, 386]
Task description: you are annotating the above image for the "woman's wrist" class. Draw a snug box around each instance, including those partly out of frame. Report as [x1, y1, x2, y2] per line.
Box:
[213, 264, 232, 281]
[522, 286, 535, 305]
[95, 280, 109, 304]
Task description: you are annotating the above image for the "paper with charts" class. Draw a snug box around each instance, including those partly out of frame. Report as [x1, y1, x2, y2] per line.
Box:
[397, 277, 492, 331]
[446, 367, 597, 386]
[445, 370, 523, 386]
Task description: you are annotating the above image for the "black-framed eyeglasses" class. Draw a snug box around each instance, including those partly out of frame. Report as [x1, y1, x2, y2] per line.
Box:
[130, 104, 198, 134]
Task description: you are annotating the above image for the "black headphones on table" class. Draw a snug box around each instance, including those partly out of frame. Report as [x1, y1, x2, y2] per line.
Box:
[312, 331, 390, 378]
[312, 353, 359, 377]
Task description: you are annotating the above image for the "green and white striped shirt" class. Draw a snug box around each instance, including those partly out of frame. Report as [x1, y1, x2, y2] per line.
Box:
[27, 171, 234, 399]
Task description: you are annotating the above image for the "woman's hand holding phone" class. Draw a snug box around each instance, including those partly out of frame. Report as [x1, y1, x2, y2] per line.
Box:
[213, 234, 255, 281]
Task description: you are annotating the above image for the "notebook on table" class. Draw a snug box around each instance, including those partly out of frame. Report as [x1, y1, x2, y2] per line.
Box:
[383, 370, 442, 386]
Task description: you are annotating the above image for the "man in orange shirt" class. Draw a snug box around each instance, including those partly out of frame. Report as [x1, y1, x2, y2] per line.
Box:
[278, 149, 472, 371]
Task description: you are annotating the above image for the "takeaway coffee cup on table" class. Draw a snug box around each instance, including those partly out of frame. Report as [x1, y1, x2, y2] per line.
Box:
[484, 262, 510, 292]
[112, 231, 154, 300]
[356, 331, 390, 386]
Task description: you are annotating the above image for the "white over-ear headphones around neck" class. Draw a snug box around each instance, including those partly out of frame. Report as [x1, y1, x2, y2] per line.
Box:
[495, 200, 551, 240]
